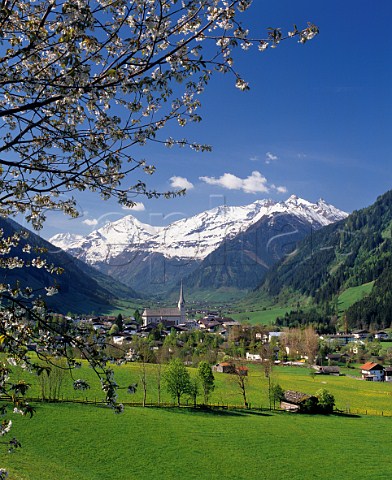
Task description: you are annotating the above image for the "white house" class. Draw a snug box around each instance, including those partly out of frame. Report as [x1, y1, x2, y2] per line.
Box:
[359, 361, 384, 381]
[246, 352, 261, 361]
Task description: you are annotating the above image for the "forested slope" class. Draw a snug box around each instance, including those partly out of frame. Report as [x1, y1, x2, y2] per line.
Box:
[257, 190, 392, 329]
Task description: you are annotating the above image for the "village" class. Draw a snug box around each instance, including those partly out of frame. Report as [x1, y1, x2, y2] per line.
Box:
[47, 285, 392, 384]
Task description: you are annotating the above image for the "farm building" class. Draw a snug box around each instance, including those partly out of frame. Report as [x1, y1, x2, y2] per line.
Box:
[246, 352, 261, 361]
[280, 390, 318, 413]
[374, 331, 389, 340]
[212, 363, 248, 376]
[213, 362, 236, 374]
[313, 366, 340, 375]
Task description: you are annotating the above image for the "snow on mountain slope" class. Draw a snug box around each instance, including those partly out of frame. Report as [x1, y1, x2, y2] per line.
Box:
[49, 232, 84, 251]
[51, 215, 163, 264]
[49, 196, 348, 265]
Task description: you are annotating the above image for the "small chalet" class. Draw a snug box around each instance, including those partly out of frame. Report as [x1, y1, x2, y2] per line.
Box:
[374, 331, 389, 340]
[384, 367, 392, 382]
[359, 362, 384, 381]
[213, 362, 236, 374]
[327, 353, 343, 363]
[280, 390, 317, 413]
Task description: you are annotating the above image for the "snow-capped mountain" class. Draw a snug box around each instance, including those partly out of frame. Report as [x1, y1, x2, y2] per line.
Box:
[50, 195, 347, 265]
[51, 216, 162, 265]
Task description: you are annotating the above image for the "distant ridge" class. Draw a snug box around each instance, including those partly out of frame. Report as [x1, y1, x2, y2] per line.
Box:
[0, 217, 140, 314]
[49, 196, 348, 296]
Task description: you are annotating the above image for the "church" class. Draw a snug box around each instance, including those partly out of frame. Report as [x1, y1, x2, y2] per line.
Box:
[141, 283, 186, 327]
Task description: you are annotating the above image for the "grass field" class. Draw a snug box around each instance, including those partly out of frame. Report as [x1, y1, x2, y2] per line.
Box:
[230, 306, 292, 325]
[337, 282, 374, 314]
[3, 403, 392, 480]
[10, 359, 392, 416]
[4, 360, 392, 479]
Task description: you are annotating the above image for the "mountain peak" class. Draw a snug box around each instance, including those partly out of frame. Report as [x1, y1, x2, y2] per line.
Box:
[49, 195, 348, 264]
[288, 194, 299, 201]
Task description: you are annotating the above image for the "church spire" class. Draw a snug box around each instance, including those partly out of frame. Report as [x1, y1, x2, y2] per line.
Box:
[178, 280, 185, 310]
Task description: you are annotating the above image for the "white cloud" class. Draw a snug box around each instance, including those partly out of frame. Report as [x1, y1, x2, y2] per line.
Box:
[265, 152, 279, 164]
[122, 202, 145, 211]
[249, 155, 260, 162]
[275, 185, 288, 194]
[200, 171, 270, 194]
[170, 176, 194, 190]
[82, 218, 98, 226]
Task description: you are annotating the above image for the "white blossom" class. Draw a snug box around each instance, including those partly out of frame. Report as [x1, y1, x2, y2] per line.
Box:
[235, 78, 249, 91]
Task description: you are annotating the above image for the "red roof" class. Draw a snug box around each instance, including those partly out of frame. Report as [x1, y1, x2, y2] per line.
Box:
[359, 362, 383, 371]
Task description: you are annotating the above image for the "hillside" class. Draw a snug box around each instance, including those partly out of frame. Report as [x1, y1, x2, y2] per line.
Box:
[183, 213, 317, 292]
[0, 217, 140, 314]
[256, 190, 392, 329]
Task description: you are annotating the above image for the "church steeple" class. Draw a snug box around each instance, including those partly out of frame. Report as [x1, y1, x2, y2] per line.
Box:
[177, 281, 186, 323]
[178, 281, 185, 310]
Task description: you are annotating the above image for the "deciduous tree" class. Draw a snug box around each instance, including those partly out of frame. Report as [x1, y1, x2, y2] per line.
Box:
[164, 358, 191, 406]
[198, 361, 215, 405]
[233, 364, 249, 408]
[316, 388, 335, 414]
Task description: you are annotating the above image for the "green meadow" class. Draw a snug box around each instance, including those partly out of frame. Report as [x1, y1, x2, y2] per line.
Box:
[337, 282, 374, 314]
[4, 403, 392, 480]
[230, 306, 293, 325]
[4, 360, 392, 479]
[10, 360, 392, 415]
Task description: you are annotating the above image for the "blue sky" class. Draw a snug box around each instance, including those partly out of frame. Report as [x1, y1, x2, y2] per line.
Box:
[40, 0, 391, 238]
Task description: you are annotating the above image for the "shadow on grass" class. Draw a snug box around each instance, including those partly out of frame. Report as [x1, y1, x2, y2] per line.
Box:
[332, 411, 362, 418]
[150, 406, 272, 417]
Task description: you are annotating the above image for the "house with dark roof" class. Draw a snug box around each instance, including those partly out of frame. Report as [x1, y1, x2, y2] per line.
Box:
[384, 367, 392, 382]
[280, 390, 318, 413]
[314, 365, 340, 375]
[213, 362, 236, 374]
[374, 331, 389, 340]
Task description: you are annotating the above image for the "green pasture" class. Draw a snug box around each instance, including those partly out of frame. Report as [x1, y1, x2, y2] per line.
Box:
[230, 306, 292, 325]
[4, 403, 392, 480]
[380, 341, 392, 352]
[10, 359, 392, 416]
[337, 282, 374, 314]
